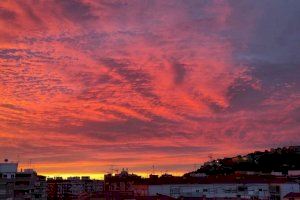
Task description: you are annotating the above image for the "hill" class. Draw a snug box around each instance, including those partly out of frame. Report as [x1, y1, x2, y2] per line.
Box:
[186, 146, 300, 176]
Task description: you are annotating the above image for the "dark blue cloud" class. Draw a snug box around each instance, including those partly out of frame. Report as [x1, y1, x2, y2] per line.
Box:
[56, 0, 98, 22]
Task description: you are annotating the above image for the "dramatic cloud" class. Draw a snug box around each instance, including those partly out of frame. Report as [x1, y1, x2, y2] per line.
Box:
[0, 0, 299, 177]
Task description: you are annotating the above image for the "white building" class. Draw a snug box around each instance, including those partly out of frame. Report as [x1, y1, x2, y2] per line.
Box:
[0, 160, 18, 179]
[279, 183, 300, 200]
[146, 182, 300, 200]
[288, 171, 300, 176]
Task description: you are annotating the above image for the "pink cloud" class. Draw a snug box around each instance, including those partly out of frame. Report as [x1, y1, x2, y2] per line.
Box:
[0, 0, 299, 176]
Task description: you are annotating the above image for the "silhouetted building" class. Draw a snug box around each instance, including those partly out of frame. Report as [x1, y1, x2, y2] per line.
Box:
[104, 169, 142, 200]
[0, 160, 47, 200]
[14, 169, 47, 200]
[47, 176, 104, 200]
[133, 175, 300, 200]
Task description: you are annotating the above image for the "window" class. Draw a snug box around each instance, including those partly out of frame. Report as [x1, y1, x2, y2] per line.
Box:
[170, 187, 180, 195]
[16, 173, 32, 178]
[238, 186, 247, 191]
[224, 189, 233, 193]
[270, 185, 280, 194]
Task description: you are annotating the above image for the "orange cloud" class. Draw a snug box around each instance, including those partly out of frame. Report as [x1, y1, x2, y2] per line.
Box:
[0, 0, 299, 177]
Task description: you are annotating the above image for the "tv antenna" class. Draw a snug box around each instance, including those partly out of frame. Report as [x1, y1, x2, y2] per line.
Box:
[151, 165, 155, 175]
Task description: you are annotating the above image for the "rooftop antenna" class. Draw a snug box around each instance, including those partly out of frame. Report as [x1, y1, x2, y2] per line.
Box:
[109, 165, 114, 174]
[110, 165, 119, 174]
[152, 165, 155, 175]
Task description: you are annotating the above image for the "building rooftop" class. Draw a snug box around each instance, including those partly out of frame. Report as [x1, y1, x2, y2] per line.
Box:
[0, 160, 18, 173]
[134, 174, 298, 185]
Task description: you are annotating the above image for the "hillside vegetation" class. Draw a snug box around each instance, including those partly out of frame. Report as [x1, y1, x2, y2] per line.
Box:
[187, 146, 300, 176]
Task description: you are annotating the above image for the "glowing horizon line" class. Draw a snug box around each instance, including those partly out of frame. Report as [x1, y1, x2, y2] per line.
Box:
[39, 171, 186, 180]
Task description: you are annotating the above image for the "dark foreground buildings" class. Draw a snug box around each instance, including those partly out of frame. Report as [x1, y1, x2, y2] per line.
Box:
[0, 163, 300, 200]
[103, 168, 300, 200]
[47, 176, 104, 200]
[0, 160, 46, 200]
[1, 146, 300, 199]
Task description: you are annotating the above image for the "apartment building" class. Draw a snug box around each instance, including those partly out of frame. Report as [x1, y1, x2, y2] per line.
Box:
[47, 176, 104, 199]
[0, 160, 47, 200]
[133, 175, 300, 200]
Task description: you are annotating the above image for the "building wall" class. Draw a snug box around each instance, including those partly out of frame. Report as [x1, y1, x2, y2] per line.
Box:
[149, 184, 171, 197]
[148, 183, 299, 200]
[288, 171, 300, 176]
[0, 180, 14, 200]
[0, 163, 18, 173]
[14, 171, 47, 200]
[47, 178, 104, 200]
[133, 184, 149, 196]
[280, 183, 300, 200]
[0, 163, 48, 199]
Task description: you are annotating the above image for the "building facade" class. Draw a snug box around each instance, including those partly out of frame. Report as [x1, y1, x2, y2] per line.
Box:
[47, 176, 104, 200]
[144, 182, 300, 200]
[0, 160, 47, 200]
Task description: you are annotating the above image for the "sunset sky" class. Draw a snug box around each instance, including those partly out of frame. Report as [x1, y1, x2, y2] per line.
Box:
[0, 0, 300, 178]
